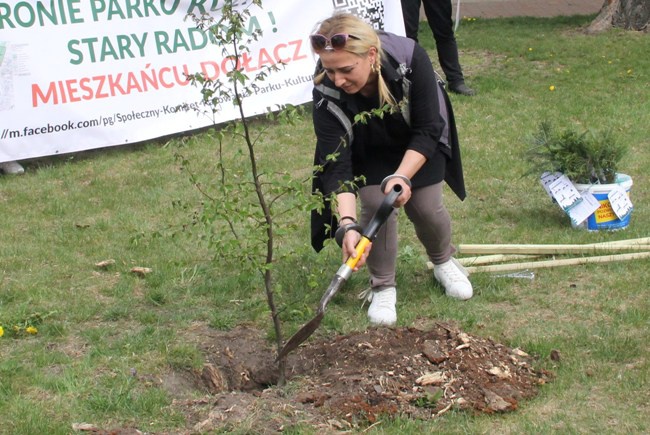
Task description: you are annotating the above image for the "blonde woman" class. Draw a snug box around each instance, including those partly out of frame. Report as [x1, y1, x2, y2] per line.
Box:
[309, 13, 473, 326]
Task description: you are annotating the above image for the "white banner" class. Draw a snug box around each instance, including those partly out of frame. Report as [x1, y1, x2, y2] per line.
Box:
[0, 0, 404, 163]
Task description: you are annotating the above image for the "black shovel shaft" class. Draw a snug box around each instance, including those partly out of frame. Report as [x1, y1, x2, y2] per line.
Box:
[362, 185, 401, 240]
[276, 185, 402, 360]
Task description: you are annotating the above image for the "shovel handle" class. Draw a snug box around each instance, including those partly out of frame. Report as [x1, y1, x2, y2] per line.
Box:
[361, 185, 402, 240]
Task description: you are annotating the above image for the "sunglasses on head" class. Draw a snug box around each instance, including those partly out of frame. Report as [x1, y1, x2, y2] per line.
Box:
[310, 33, 359, 51]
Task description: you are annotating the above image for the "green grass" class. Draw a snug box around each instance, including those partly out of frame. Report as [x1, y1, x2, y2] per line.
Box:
[1, 14, 649, 434]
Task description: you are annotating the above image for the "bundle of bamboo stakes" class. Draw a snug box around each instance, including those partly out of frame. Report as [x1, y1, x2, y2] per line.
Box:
[426, 237, 650, 274]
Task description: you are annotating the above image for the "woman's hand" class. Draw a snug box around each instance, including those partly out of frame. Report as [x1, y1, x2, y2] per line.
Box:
[384, 177, 412, 207]
[342, 228, 371, 271]
[387, 149, 426, 207]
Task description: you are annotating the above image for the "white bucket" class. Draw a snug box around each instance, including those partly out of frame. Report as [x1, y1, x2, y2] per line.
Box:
[574, 173, 633, 231]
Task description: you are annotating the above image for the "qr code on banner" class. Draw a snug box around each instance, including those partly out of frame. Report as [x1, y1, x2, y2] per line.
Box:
[333, 0, 385, 29]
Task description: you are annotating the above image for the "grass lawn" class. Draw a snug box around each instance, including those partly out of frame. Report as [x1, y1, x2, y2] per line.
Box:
[1, 13, 648, 434]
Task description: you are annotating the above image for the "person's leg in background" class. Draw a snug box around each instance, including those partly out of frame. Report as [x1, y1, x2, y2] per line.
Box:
[421, 0, 475, 96]
[400, 0, 423, 41]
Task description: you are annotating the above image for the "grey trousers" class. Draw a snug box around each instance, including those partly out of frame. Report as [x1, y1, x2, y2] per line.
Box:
[359, 182, 456, 289]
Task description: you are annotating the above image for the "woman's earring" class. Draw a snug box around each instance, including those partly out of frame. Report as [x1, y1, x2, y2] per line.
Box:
[370, 62, 376, 73]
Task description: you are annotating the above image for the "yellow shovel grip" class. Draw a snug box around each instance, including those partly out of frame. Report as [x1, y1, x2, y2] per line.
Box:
[345, 237, 371, 269]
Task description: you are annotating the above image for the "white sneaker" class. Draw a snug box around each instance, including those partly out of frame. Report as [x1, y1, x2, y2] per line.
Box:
[367, 287, 397, 326]
[434, 259, 473, 300]
[0, 161, 25, 175]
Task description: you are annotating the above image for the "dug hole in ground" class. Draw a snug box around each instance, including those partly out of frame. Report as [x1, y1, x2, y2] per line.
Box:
[150, 322, 552, 433]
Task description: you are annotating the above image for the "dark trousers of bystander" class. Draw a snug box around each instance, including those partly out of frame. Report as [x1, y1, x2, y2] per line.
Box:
[400, 0, 465, 87]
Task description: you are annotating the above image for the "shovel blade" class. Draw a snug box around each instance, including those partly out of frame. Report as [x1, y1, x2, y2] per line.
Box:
[276, 312, 324, 361]
[276, 273, 347, 361]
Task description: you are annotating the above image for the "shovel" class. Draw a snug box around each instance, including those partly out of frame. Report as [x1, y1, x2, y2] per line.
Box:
[277, 185, 402, 360]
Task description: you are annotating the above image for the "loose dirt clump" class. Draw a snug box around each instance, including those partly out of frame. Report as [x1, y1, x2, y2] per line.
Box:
[166, 323, 552, 433]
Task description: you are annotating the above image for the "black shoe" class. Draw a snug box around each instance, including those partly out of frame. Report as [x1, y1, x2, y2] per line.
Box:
[449, 82, 476, 96]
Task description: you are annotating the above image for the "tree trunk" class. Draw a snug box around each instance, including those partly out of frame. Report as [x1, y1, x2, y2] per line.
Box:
[586, 0, 649, 34]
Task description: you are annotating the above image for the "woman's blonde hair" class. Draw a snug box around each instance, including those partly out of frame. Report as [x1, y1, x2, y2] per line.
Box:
[311, 13, 397, 107]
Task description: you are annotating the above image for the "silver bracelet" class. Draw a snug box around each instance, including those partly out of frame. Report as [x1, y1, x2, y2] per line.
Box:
[334, 222, 363, 247]
[380, 173, 412, 192]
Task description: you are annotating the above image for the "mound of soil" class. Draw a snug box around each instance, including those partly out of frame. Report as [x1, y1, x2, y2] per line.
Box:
[166, 322, 552, 433]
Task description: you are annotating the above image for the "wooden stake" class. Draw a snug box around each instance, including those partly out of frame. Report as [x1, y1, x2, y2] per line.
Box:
[458, 244, 650, 255]
[457, 254, 542, 266]
[452, 238, 650, 266]
[464, 252, 650, 274]
[586, 237, 650, 246]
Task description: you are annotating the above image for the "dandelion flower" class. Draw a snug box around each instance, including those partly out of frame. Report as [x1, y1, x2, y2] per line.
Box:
[26, 326, 38, 335]
[528, 47, 533, 51]
[549, 85, 556, 91]
[0, 326, 4, 337]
